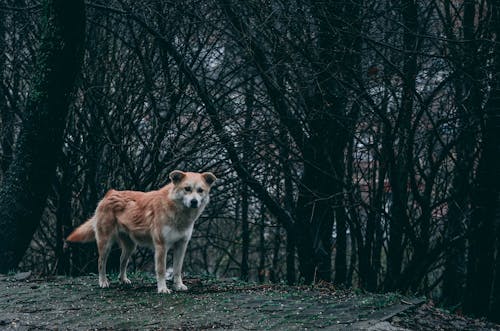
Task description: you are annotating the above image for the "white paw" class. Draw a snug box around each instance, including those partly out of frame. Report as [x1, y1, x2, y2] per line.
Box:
[157, 285, 172, 294]
[99, 278, 110, 288]
[173, 283, 188, 291]
[120, 277, 132, 285]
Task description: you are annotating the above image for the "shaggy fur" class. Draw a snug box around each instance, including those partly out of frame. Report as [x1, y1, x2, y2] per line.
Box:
[66, 170, 216, 293]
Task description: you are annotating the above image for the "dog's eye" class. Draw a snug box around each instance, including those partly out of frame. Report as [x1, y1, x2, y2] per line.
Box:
[197, 188, 204, 193]
[184, 187, 192, 192]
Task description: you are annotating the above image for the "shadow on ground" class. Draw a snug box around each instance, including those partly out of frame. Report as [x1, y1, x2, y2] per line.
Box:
[0, 273, 498, 330]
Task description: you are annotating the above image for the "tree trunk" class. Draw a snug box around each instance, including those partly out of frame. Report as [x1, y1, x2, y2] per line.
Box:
[0, 11, 14, 176]
[295, 154, 336, 283]
[464, 0, 500, 317]
[334, 193, 348, 285]
[280, 129, 296, 285]
[306, 0, 361, 285]
[441, 0, 481, 309]
[0, 0, 85, 272]
[384, 0, 418, 291]
[240, 78, 254, 282]
[490, 195, 500, 322]
[270, 216, 281, 283]
[240, 182, 250, 281]
[259, 206, 267, 283]
[464, 98, 500, 317]
[55, 158, 72, 275]
[442, 108, 472, 307]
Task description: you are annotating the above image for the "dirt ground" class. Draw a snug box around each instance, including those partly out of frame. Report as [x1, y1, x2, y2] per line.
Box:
[0, 273, 499, 330]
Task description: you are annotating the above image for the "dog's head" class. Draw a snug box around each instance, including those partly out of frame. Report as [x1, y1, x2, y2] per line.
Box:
[169, 170, 217, 209]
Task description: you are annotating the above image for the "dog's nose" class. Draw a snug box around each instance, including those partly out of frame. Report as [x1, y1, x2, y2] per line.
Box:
[190, 199, 198, 208]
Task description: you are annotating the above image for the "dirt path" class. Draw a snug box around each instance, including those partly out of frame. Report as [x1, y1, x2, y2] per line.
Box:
[0, 274, 497, 330]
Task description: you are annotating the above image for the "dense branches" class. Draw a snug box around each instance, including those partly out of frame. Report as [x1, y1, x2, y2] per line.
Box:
[1, 0, 500, 321]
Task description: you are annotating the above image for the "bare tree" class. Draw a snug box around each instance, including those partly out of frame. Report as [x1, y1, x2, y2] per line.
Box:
[0, 0, 85, 272]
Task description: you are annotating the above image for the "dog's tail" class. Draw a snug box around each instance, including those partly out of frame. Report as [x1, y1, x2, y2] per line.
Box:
[66, 218, 96, 243]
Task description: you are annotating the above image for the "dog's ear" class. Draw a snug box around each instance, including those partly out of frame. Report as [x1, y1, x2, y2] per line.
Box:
[169, 170, 186, 184]
[202, 172, 217, 186]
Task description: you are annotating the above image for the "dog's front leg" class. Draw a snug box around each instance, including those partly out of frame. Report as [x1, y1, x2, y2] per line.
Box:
[172, 239, 189, 291]
[154, 244, 170, 294]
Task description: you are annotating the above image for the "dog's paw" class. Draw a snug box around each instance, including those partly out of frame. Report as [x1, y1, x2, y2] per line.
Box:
[120, 277, 132, 285]
[99, 278, 110, 288]
[157, 286, 172, 294]
[173, 283, 188, 291]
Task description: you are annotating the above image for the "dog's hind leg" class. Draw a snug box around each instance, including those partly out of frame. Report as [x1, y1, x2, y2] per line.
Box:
[97, 235, 113, 288]
[172, 239, 189, 291]
[118, 233, 136, 284]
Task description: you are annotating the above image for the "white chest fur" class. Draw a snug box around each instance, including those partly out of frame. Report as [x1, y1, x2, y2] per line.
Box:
[162, 225, 193, 247]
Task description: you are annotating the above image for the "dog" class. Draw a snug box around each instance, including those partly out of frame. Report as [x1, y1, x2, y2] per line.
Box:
[66, 170, 216, 293]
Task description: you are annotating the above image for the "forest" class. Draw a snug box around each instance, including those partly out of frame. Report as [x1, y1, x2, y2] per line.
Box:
[0, 0, 499, 324]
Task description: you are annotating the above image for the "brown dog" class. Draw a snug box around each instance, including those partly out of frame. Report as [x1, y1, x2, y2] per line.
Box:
[66, 170, 216, 293]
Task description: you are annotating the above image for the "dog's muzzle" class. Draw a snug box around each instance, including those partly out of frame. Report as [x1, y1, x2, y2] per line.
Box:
[190, 199, 199, 208]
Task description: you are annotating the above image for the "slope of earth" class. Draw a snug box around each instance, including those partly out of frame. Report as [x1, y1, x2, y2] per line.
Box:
[0, 273, 498, 330]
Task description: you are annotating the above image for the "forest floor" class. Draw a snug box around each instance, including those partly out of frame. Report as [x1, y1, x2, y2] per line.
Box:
[0, 272, 499, 330]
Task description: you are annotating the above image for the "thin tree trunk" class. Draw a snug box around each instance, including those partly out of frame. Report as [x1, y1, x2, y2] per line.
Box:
[384, 0, 418, 291]
[240, 78, 254, 282]
[286, 235, 296, 284]
[270, 218, 281, 283]
[280, 129, 296, 285]
[258, 206, 267, 283]
[240, 182, 250, 281]
[442, 147, 469, 307]
[55, 158, 72, 275]
[346, 229, 356, 287]
[334, 196, 347, 285]
[0, 0, 85, 272]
